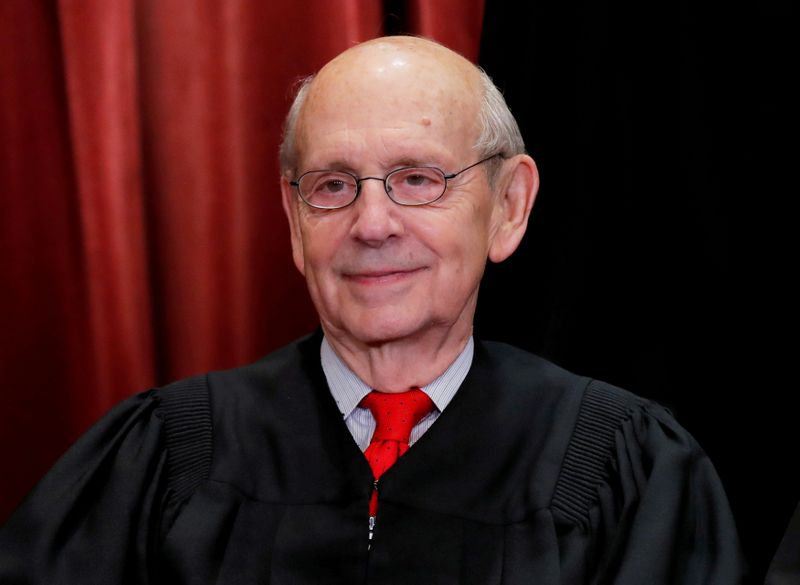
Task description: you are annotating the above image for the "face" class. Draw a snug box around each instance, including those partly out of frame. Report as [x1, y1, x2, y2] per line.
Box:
[281, 41, 507, 347]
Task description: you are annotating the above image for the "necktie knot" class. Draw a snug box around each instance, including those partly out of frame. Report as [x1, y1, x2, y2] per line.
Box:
[359, 387, 434, 443]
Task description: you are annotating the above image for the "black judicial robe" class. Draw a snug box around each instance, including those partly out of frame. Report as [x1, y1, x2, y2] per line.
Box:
[0, 332, 747, 584]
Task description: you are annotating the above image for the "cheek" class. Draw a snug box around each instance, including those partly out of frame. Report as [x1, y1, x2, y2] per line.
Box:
[416, 230, 490, 297]
[299, 216, 343, 268]
[418, 206, 493, 264]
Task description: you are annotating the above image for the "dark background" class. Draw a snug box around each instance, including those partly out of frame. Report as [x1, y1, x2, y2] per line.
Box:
[475, 0, 793, 582]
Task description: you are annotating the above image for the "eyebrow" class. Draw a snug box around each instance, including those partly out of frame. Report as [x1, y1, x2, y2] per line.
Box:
[314, 157, 446, 174]
[318, 160, 359, 174]
[390, 157, 437, 169]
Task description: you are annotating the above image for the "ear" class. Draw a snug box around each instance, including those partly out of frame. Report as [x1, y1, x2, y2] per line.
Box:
[280, 176, 306, 275]
[488, 155, 539, 263]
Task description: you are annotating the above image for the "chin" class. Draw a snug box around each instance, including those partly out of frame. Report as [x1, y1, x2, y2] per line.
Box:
[341, 311, 431, 346]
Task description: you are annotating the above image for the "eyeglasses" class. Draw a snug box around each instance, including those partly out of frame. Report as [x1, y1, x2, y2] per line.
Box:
[289, 153, 503, 210]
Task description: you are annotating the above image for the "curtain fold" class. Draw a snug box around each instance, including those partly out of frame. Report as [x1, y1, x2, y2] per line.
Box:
[1, 1, 99, 513]
[57, 0, 155, 413]
[0, 0, 484, 522]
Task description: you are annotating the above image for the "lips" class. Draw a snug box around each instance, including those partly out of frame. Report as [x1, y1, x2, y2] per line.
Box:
[342, 267, 425, 285]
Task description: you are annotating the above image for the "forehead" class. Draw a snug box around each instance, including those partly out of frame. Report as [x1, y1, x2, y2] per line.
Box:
[296, 40, 481, 168]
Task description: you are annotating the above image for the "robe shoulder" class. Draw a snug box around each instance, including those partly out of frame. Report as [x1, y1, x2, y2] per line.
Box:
[0, 334, 318, 583]
[0, 389, 165, 582]
[0, 369, 219, 583]
[580, 393, 750, 583]
[467, 340, 749, 583]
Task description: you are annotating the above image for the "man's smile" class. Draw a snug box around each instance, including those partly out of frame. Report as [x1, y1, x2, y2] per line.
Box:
[342, 267, 427, 286]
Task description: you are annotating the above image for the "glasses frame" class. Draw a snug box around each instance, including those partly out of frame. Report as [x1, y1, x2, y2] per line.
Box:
[289, 153, 504, 210]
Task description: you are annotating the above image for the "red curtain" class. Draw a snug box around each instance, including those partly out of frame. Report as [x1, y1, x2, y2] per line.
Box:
[0, 1, 484, 521]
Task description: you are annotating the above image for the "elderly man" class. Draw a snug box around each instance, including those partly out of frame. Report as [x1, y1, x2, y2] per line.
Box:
[0, 36, 746, 584]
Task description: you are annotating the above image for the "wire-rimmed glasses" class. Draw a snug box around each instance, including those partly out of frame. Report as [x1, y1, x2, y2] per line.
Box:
[289, 153, 503, 210]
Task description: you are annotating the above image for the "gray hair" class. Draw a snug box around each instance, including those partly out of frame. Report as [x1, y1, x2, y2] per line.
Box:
[474, 67, 526, 184]
[279, 75, 315, 177]
[279, 67, 525, 185]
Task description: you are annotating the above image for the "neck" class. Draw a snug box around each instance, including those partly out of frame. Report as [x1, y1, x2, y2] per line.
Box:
[322, 323, 473, 393]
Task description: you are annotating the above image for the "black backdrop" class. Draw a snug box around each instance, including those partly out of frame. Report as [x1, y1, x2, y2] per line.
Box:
[474, 0, 793, 582]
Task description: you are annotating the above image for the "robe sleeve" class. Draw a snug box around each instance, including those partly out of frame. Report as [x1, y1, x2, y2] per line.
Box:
[0, 391, 165, 584]
[553, 380, 749, 585]
[0, 374, 212, 585]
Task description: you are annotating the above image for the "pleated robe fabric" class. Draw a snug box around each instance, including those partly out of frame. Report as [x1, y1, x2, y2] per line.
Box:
[0, 331, 747, 584]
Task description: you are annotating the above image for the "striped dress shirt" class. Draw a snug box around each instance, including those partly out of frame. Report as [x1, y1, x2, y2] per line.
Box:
[320, 336, 475, 451]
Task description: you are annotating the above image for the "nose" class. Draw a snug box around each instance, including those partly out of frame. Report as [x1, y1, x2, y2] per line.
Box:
[348, 178, 404, 246]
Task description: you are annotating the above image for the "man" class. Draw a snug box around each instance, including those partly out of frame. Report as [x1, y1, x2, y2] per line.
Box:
[0, 36, 746, 583]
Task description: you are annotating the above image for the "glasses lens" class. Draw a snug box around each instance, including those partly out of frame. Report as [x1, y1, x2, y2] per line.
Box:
[387, 167, 446, 205]
[298, 171, 357, 208]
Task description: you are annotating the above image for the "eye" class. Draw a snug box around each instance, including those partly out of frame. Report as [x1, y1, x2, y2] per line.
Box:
[391, 167, 444, 189]
[403, 173, 432, 187]
[318, 179, 347, 193]
[297, 171, 357, 208]
[302, 172, 355, 195]
[387, 167, 446, 204]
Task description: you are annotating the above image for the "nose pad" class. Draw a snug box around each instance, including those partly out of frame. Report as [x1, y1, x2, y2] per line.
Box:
[350, 177, 402, 242]
[354, 177, 392, 208]
[357, 176, 388, 198]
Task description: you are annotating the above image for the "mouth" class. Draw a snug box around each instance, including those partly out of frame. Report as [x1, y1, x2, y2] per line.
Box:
[342, 267, 426, 285]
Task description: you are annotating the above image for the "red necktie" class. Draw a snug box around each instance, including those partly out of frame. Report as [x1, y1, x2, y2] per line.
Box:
[359, 387, 434, 517]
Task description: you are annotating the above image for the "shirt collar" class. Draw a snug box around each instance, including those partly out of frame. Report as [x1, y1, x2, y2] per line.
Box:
[321, 335, 474, 418]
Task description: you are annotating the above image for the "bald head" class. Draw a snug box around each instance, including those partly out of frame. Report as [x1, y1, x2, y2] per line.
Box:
[280, 36, 525, 178]
[320, 35, 480, 89]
